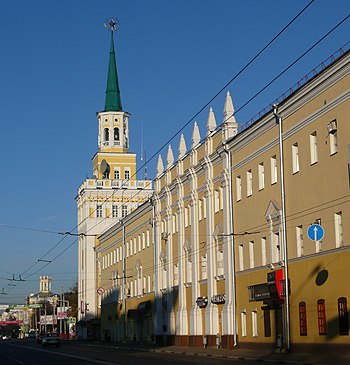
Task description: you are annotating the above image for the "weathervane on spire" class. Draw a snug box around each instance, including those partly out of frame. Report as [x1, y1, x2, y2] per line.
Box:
[104, 18, 119, 32]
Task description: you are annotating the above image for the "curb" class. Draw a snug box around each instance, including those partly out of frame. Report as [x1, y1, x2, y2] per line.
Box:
[73, 342, 322, 365]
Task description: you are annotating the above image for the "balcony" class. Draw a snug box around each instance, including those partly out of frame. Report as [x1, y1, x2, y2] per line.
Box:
[79, 178, 153, 192]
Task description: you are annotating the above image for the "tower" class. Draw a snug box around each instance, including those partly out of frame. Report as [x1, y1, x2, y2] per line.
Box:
[76, 19, 153, 338]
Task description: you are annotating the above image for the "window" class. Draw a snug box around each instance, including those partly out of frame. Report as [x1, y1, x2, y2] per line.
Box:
[186, 255, 192, 283]
[258, 162, 265, 190]
[133, 238, 137, 254]
[338, 297, 349, 335]
[138, 235, 141, 252]
[328, 120, 338, 155]
[334, 211, 343, 248]
[216, 236, 224, 276]
[299, 302, 308, 336]
[113, 127, 120, 144]
[147, 275, 151, 292]
[173, 264, 179, 286]
[104, 128, 109, 144]
[252, 310, 258, 337]
[261, 237, 267, 266]
[317, 299, 327, 335]
[114, 169, 120, 180]
[330, 131, 338, 155]
[239, 244, 244, 271]
[124, 168, 130, 180]
[214, 189, 220, 213]
[241, 310, 247, 337]
[142, 232, 146, 249]
[202, 198, 207, 219]
[126, 241, 129, 257]
[272, 231, 281, 263]
[263, 308, 271, 337]
[292, 143, 300, 173]
[185, 206, 189, 227]
[310, 132, 318, 164]
[247, 170, 252, 197]
[236, 176, 242, 201]
[271, 156, 277, 184]
[122, 205, 128, 218]
[146, 230, 150, 247]
[129, 240, 133, 256]
[249, 241, 254, 268]
[112, 205, 118, 218]
[201, 255, 207, 280]
[96, 205, 102, 218]
[296, 225, 304, 257]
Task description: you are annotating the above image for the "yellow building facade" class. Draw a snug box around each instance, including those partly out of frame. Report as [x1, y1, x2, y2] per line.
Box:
[96, 44, 350, 351]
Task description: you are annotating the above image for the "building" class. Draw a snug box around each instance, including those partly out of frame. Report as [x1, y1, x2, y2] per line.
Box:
[76, 24, 153, 339]
[88, 27, 350, 350]
[26, 276, 58, 333]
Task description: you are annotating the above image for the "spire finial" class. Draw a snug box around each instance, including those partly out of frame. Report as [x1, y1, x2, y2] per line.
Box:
[104, 18, 119, 32]
[104, 18, 123, 112]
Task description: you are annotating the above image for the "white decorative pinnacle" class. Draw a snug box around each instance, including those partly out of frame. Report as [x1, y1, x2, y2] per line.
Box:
[156, 154, 164, 176]
[178, 133, 187, 159]
[191, 121, 201, 148]
[223, 91, 237, 124]
[206, 107, 217, 135]
[166, 145, 174, 168]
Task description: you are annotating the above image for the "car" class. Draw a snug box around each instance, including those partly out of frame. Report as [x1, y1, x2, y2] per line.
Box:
[41, 332, 61, 348]
[1, 333, 11, 341]
[37, 332, 47, 343]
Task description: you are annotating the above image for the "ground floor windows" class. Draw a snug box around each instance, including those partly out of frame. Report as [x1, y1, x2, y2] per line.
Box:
[338, 297, 349, 336]
[317, 299, 327, 335]
[299, 301, 307, 336]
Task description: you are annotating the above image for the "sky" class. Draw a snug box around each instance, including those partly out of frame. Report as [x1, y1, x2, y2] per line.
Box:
[0, 0, 349, 304]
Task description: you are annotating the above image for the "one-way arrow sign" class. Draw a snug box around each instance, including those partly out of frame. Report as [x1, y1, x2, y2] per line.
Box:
[307, 224, 325, 241]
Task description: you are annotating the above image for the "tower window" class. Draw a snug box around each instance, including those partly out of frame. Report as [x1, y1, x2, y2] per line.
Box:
[104, 128, 109, 145]
[96, 205, 103, 218]
[114, 127, 120, 145]
[124, 168, 130, 180]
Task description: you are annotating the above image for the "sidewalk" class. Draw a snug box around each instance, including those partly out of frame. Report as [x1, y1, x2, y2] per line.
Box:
[74, 340, 350, 365]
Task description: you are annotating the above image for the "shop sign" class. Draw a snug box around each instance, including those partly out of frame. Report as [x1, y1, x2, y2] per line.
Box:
[211, 294, 226, 304]
[196, 296, 208, 308]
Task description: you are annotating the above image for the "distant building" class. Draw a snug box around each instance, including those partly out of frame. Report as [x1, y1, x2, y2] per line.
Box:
[26, 276, 58, 332]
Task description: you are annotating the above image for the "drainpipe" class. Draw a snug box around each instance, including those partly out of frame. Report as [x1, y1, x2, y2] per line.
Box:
[272, 104, 291, 352]
[223, 143, 237, 347]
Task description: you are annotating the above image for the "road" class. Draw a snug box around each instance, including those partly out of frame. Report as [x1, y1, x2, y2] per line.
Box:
[2, 338, 350, 365]
[0, 339, 251, 365]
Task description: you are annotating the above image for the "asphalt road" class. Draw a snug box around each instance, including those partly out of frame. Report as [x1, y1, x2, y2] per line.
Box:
[0, 339, 252, 365]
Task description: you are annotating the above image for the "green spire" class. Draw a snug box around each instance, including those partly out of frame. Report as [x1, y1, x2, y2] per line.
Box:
[104, 32, 123, 112]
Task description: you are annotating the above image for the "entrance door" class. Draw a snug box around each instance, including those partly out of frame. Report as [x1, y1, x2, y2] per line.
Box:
[274, 304, 284, 349]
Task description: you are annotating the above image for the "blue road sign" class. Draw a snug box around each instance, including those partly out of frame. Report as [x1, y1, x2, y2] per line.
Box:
[307, 224, 325, 241]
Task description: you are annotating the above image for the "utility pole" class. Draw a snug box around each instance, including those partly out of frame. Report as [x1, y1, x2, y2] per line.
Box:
[273, 104, 291, 352]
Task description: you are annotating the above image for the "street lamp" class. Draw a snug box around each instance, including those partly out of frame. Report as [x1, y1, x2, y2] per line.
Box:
[273, 104, 291, 352]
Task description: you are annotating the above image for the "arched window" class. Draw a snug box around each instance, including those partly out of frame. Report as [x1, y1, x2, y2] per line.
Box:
[338, 297, 349, 335]
[317, 299, 327, 335]
[299, 301, 307, 336]
[114, 127, 120, 144]
[104, 128, 109, 145]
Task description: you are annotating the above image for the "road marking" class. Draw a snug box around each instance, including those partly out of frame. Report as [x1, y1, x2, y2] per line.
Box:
[8, 344, 121, 365]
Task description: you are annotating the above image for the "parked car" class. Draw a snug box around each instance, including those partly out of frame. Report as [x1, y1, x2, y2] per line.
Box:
[41, 332, 61, 348]
[37, 332, 46, 343]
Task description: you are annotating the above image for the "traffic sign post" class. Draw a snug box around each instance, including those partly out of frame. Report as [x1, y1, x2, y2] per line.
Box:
[307, 224, 325, 241]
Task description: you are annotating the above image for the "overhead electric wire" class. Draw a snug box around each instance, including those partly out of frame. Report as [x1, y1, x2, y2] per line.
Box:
[5, 3, 349, 296]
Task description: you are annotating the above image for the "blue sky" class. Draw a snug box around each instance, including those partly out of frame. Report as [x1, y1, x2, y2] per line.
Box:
[0, 0, 349, 304]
